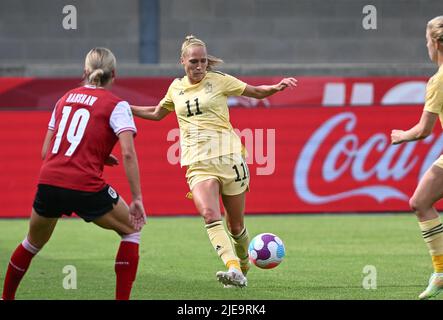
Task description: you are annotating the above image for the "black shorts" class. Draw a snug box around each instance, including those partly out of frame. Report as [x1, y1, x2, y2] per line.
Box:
[33, 184, 120, 222]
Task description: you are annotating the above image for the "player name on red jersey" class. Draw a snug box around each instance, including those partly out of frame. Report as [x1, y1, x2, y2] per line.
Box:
[65, 93, 98, 106]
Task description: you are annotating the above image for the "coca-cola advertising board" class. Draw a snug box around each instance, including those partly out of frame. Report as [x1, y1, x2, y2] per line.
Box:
[1, 105, 442, 217]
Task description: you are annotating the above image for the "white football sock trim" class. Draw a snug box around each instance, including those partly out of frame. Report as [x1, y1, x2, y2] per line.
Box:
[22, 237, 40, 255]
[121, 232, 141, 244]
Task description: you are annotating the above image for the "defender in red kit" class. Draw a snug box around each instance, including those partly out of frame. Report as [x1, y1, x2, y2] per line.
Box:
[2, 48, 146, 300]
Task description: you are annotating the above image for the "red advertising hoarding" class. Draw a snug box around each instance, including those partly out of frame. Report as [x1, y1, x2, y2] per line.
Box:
[0, 76, 428, 109]
[1, 105, 441, 217]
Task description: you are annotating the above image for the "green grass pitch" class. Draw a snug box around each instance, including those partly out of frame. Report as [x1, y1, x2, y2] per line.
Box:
[0, 214, 438, 300]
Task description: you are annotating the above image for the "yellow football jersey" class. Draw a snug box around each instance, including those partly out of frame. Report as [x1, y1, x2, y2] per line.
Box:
[160, 71, 247, 166]
[424, 64, 443, 126]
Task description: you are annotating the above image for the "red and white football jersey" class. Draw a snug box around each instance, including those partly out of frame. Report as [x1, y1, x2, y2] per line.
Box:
[38, 85, 137, 192]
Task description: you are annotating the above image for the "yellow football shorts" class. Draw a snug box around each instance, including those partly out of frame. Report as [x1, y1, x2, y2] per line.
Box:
[186, 153, 250, 196]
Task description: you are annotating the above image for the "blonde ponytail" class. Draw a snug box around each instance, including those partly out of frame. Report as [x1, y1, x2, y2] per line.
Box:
[427, 16, 443, 43]
[84, 47, 116, 86]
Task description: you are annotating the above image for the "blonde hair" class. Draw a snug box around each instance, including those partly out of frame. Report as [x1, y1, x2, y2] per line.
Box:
[427, 16, 443, 43]
[84, 47, 116, 86]
[180, 35, 223, 71]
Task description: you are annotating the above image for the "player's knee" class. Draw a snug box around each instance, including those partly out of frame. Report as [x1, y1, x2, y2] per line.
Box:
[200, 207, 220, 224]
[409, 196, 420, 212]
[409, 196, 430, 213]
[227, 224, 244, 236]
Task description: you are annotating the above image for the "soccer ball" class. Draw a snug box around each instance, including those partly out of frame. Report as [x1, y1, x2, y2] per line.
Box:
[248, 233, 285, 269]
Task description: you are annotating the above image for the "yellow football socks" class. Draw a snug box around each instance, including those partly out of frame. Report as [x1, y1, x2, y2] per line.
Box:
[432, 255, 443, 273]
[229, 227, 250, 263]
[419, 217, 443, 273]
[226, 259, 241, 271]
[206, 220, 239, 269]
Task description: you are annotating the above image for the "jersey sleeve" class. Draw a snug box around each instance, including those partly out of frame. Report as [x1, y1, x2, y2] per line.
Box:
[48, 98, 62, 130]
[159, 81, 176, 111]
[48, 108, 56, 130]
[110, 101, 137, 136]
[222, 73, 247, 96]
[424, 71, 443, 114]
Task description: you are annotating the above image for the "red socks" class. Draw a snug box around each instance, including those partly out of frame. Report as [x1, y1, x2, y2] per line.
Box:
[3, 237, 140, 300]
[2, 243, 37, 300]
[115, 241, 139, 300]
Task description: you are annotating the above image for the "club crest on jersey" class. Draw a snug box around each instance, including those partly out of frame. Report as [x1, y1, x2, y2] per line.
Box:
[205, 83, 212, 94]
[108, 186, 118, 199]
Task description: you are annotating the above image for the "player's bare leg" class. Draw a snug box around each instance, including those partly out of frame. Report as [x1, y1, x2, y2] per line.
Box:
[93, 197, 142, 300]
[191, 179, 223, 225]
[93, 197, 139, 235]
[410, 165, 443, 299]
[222, 192, 250, 276]
[28, 209, 59, 247]
[2, 209, 57, 300]
[192, 179, 246, 287]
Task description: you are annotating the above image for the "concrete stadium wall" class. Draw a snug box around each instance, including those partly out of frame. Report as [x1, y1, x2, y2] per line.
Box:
[159, 0, 440, 64]
[0, 0, 140, 63]
[0, 0, 440, 76]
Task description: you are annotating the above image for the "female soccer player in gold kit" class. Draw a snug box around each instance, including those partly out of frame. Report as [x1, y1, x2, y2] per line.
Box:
[132, 35, 296, 287]
[391, 16, 443, 299]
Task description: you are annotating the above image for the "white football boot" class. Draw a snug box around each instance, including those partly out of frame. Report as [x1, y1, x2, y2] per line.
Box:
[216, 266, 247, 288]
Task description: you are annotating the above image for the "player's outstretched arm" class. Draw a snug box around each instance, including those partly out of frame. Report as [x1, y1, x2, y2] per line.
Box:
[391, 110, 438, 145]
[131, 104, 171, 121]
[118, 131, 146, 231]
[242, 77, 297, 99]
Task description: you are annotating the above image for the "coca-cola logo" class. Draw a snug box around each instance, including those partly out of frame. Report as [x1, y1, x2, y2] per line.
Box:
[294, 112, 443, 204]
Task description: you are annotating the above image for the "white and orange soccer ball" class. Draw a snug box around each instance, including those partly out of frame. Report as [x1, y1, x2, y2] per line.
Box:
[248, 233, 285, 269]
